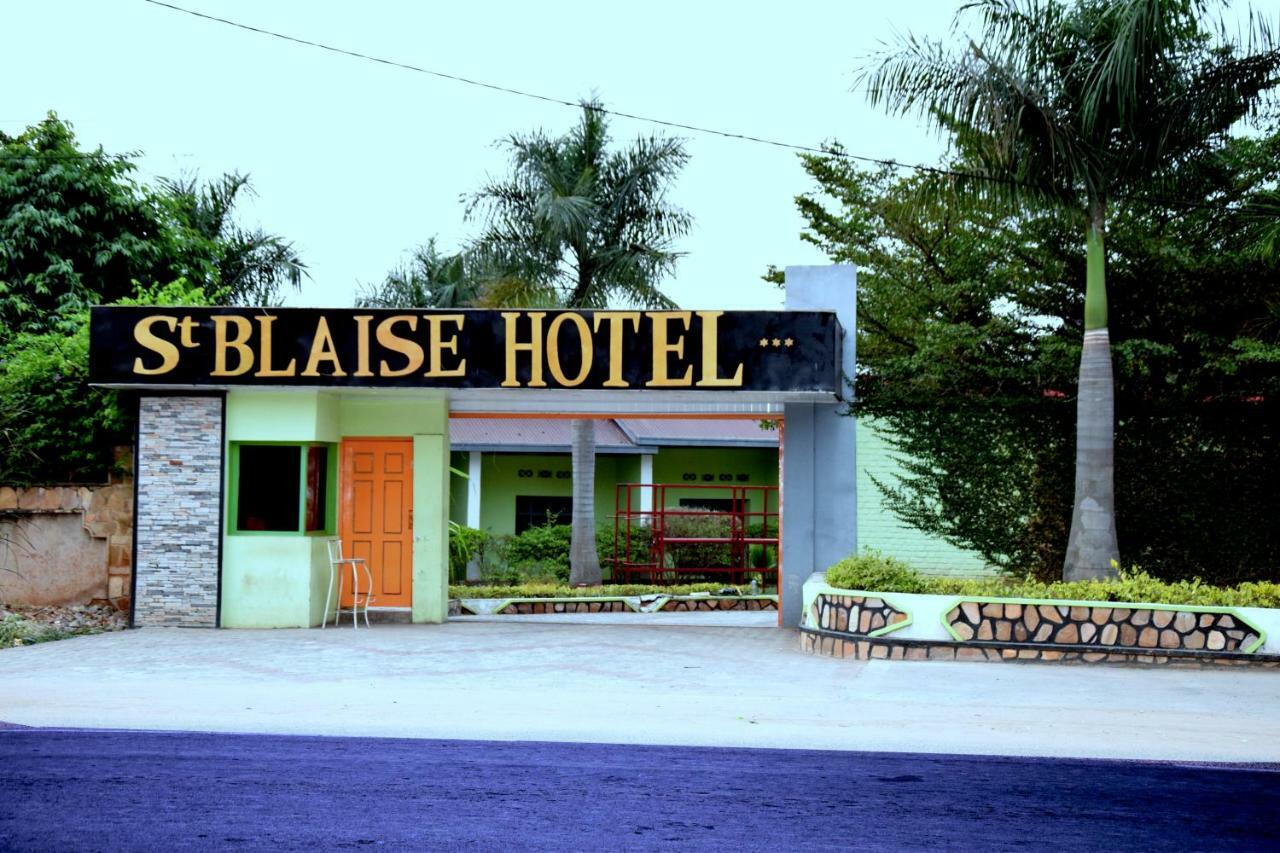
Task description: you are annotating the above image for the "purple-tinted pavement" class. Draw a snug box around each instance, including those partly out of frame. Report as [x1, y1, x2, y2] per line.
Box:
[2, 728, 1277, 851]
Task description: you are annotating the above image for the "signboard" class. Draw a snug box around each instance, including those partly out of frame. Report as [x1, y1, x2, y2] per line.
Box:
[89, 307, 841, 393]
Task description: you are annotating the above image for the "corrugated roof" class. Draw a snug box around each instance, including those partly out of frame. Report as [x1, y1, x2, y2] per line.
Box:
[616, 418, 778, 447]
[448, 418, 645, 453]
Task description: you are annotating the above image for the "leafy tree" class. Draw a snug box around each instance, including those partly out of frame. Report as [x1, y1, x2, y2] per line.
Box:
[160, 171, 307, 306]
[0, 280, 214, 483]
[356, 238, 479, 309]
[466, 100, 691, 585]
[860, 0, 1280, 579]
[0, 114, 171, 339]
[784, 129, 1280, 584]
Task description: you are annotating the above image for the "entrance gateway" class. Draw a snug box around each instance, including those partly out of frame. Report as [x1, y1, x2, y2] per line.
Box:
[89, 266, 856, 629]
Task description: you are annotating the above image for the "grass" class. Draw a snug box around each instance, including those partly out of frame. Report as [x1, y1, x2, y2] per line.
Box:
[0, 613, 103, 648]
[449, 582, 770, 600]
[826, 551, 1280, 609]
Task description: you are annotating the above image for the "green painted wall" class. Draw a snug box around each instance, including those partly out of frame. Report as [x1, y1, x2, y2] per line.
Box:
[220, 389, 450, 628]
[452, 447, 776, 535]
[855, 418, 994, 577]
[650, 447, 778, 516]
[459, 452, 641, 536]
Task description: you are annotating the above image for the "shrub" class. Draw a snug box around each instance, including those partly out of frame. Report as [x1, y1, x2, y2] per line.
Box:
[448, 524, 488, 581]
[825, 553, 1280, 609]
[597, 523, 655, 578]
[826, 550, 930, 595]
[662, 513, 734, 569]
[506, 524, 573, 581]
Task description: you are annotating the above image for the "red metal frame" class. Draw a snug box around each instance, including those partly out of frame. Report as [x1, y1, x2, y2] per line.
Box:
[611, 483, 780, 586]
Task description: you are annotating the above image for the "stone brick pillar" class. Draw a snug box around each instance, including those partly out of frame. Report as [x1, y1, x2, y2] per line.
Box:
[133, 395, 224, 627]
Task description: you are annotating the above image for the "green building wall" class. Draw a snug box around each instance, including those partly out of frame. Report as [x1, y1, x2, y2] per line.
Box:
[220, 389, 451, 628]
[855, 419, 993, 577]
[450, 424, 992, 578]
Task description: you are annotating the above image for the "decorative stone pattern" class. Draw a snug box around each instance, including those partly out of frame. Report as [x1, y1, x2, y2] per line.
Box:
[134, 396, 223, 628]
[500, 600, 633, 614]
[945, 601, 1260, 653]
[811, 594, 909, 635]
[659, 597, 777, 612]
[799, 628, 1280, 669]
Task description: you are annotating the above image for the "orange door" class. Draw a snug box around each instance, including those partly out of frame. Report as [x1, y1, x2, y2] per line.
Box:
[340, 438, 413, 608]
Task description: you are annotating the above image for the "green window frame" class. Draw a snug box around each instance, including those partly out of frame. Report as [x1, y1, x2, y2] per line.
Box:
[228, 442, 338, 536]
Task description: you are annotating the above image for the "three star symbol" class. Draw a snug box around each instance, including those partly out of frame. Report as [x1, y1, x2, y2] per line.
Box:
[758, 337, 794, 348]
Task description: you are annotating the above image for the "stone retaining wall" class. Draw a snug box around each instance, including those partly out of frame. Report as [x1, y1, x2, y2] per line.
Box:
[498, 600, 633, 614]
[945, 600, 1261, 653]
[659, 597, 776, 612]
[0, 474, 133, 610]
[811, 594, 908, 635]
[799, 628, 1280, 669]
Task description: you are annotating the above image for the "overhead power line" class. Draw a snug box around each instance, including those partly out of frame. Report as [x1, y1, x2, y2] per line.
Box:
[136, 0, 999, 183]
[135, 0, 1248, 217]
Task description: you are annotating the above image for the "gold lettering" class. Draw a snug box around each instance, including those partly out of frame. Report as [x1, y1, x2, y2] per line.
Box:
[375, 315, 423, 377]
[546, 313, 593, 387]
[592, 312, 640, 388]
[425, 314, 466, 378]
[177, 316, 200, 349]
[646, 311, 693, 387]
[301, 316, 347, 377]
[212, 315, 254, 376]
[501, 312, 547, 387]
[254, 316, 297, 378]
[353, 315, 374, 377]
[132, 315, 180, 375]
[695, 310, 744, 387]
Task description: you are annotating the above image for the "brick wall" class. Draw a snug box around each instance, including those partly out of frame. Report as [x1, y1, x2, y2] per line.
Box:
[856, 419, 995, 578]
[134, 396, 223, 627]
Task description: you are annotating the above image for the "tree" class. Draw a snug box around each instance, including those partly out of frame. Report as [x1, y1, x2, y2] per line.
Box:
[860, 0, 1280, 580]
[356, 239, 479, 309]
[161, 172, 308, 306]
[1, 114, 170, 340]
[782, 129, 1280, 584]
[466, 100, 692, 585]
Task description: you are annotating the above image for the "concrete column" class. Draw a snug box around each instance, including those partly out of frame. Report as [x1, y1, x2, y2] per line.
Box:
[781, 265, 857, 627]
[639, 453, 654, 516]
[133, 395, 224, 627]
[466, 451, 482, 529]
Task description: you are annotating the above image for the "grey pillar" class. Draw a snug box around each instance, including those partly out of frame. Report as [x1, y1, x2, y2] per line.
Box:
[781, 265, 857, 627]
[133, 395, 225, 627]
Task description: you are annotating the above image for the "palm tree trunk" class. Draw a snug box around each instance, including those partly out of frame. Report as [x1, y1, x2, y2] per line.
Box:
[569, 418, 602, 586]
[1063, 203, 1120, 580]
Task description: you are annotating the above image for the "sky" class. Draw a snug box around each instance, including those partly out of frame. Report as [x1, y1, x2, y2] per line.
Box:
[8, 1, 957, 310]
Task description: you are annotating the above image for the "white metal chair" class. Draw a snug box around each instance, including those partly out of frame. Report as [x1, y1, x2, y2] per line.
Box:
[323, 539, 374, 628]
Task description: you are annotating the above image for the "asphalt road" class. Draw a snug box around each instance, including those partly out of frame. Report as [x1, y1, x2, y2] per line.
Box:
[2, 728, 1277, 851]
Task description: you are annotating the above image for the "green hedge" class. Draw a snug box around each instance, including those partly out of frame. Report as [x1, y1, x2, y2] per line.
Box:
[449, 582, 741, 600]
[826, 551, 1280, 609]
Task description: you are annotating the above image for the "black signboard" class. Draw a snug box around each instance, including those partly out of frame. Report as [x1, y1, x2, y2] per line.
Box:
[88, 307, 841, 393]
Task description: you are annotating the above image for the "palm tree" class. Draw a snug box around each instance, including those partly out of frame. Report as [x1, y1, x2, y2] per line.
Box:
[162, 171, 308, 306]
[861, 0, 1280, 580]
[467, 100, 692, 585]
[357, 238, 480, 309]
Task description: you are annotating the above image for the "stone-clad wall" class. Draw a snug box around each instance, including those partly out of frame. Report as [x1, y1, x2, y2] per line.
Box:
[134, 396, 223, 627]
[945, 601, 1261, 653]
[811, 594, 908, 635]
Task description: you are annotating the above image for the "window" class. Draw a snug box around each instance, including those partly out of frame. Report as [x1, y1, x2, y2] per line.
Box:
[515, 496, 572, 533]
[304, 446, 330, 532]
[678, 498, 740, 513]
[233, 444, 333, 534]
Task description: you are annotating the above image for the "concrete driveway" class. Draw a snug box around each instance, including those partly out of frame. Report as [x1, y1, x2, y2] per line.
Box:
[2, 613, 1277, 762]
